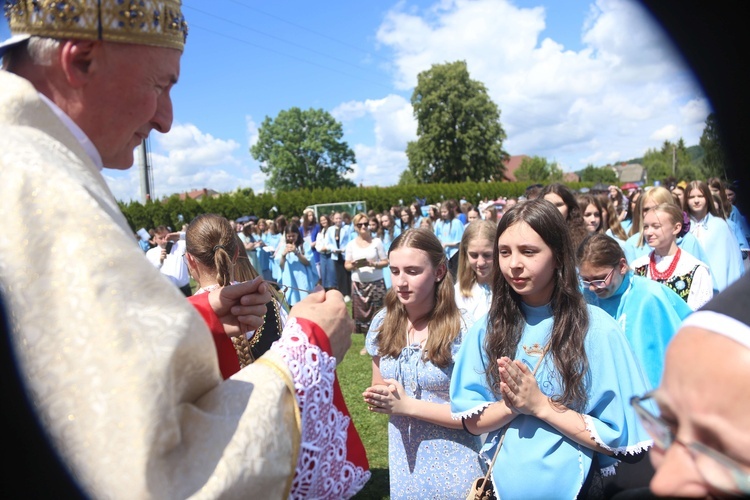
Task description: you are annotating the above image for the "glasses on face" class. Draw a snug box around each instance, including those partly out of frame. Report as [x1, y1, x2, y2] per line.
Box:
[580, 267, 615, 289]
[356, 223, 368, 228]
[631, 391, 750, 495]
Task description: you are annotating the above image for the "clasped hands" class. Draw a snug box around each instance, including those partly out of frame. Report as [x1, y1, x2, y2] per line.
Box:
[363, 379, 409, 415]
[497, 356, 548, 417]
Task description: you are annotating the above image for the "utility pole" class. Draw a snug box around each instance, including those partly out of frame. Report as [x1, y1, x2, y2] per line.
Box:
[672, 145, 676, 177]
[137, 137, 153, 203]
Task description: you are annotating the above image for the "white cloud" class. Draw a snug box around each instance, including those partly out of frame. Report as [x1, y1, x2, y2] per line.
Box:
[374, 0, 708, 170]
[334, 94, 416, 185]
[651, 124, 679, 142]
[105, 122, 265, 201]
[680, 98, 710, 125]
[246, 115, 260, 148]
[106, 0, 710, 201]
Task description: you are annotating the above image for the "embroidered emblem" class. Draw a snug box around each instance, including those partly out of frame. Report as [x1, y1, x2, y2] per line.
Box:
[46, 0, 81, 25]
[522, 342, 545, 356]
[119, 0, 146, 29]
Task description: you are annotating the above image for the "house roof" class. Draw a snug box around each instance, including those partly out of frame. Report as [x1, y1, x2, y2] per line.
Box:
[563, 171, 580, 183]
[614, 163, 646, 184]
[501, 155, 530, 182]
[501, 155, 580, 183]
[179, 188, 220, 201]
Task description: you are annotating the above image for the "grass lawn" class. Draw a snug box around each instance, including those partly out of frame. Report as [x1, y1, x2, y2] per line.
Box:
[339, 333, 391, 499]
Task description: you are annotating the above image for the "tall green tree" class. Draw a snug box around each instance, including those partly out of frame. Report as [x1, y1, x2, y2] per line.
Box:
[251, 107, 356, 192]
[643, 138, 698, 184]
[406, 61, 508, 183]
[514, 156, 562, 183]
[699, 113, 727, 179]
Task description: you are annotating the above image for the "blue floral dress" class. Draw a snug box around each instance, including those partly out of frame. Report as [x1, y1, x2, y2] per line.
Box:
[366, 310, 483, 499]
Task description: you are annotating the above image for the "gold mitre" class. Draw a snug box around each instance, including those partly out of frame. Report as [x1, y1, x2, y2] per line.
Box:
[4, 0, 188, 52]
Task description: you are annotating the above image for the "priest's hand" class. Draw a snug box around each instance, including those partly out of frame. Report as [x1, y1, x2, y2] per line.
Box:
[290, 288, 353, 364]
[210, 277, 271, 337]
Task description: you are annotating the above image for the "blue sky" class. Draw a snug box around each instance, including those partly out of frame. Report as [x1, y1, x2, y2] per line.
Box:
[2, 0, 709, 202]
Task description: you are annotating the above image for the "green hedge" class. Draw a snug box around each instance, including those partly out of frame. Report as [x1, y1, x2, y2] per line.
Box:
[119, 181, 593, 232]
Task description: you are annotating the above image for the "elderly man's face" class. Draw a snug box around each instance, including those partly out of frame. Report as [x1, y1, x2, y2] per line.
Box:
[84, 42, 181, 169]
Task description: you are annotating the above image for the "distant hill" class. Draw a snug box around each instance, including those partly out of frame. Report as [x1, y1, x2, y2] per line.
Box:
[607, 144, 703, 171]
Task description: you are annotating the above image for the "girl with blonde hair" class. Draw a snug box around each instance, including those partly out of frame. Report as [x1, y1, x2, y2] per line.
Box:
[631, 203, 713, 310]
[455, 220, 496, 326]
[626, 186, 708, 265]
[362, 229, 482, 498]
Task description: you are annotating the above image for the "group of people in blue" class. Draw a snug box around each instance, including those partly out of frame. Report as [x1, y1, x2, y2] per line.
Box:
[225, 178, 746, 498]
[356, 179, 747, 499]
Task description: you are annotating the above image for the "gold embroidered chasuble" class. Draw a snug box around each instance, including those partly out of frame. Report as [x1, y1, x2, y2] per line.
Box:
[0, 71, 301, 499]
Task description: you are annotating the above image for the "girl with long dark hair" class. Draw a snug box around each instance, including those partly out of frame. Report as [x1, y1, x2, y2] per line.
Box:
[450, 199, 651, 499]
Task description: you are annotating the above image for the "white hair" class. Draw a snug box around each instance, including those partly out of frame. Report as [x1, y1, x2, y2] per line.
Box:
[26, 37, 61, 66]
[2, 36, 61, 69]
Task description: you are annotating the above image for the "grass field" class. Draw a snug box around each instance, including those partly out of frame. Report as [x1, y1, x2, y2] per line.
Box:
[339, 334, 391, 499]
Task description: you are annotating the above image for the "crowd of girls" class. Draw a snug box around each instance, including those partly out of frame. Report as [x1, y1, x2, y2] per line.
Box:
[161, 178, 746, 498]
[359, 179, 746, 498]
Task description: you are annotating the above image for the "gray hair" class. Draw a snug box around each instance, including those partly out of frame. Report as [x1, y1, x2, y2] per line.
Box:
[2, 36, 61, 69]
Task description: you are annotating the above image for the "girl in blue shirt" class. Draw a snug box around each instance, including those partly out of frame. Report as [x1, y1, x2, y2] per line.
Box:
[450, 199, 652, 499]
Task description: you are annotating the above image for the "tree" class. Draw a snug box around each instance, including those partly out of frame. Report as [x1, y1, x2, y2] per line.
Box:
[398, 168, 418, 186]
[251, 107, 356, 192]
[699, 113, 727, 179]
[579, 164, 618, 184]
[643, 138, 699, 184]
[514, 156, 562, 183]
[406, 61, 508, 183]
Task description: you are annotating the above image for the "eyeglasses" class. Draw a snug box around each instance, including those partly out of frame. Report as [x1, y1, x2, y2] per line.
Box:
[580, 267, 615, 289]
[356, 223, 368, 228]
[631, 391, 750, 495]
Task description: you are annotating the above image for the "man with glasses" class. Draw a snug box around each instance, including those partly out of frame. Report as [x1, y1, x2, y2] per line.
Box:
[631, 274, 750, 497]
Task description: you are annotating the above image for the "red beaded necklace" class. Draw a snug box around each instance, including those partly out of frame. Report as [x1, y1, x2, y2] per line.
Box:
[649, 247, 681, 280]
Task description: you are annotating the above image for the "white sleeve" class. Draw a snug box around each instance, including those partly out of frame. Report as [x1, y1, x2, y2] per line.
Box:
[687, 265, 714, 311]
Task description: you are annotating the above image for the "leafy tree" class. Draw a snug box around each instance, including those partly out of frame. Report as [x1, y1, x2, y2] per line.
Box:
[579, 164, 618, 184]
[643, 138, 699, 184]
[406, 61, 508, 183]
[699, 113, 727, 179]
[514, 156, 562, 183]
[251, 107, 356, 192]
[398, 168, 418, 186]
